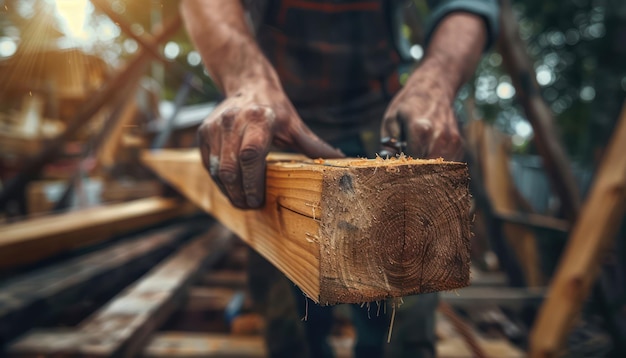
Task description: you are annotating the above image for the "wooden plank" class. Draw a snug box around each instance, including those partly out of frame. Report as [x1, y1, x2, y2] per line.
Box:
[472, 121, 544, 286]
[0, 197, 195, 269]
[530, 104, 626, 357]
[143, 332, 523, 358]
[438, 338, 525, 358]
[143, 333, 267, 358]
[142, 149, 472, 305]
[185, 287, 237, 312]
[96, 99, 139, 170]
[494, 209, 570, 233]
[8, 224, 233, 358]
[464, 122, 524, 287]
[465, 306, 526, 343]
[469, 269, 508, 287]
[143, 334, 354, 358]
[437, 308, 525, 358]
[442, 287, 545, 310]
[0, 224, 193, 345]
[201, 271, 247, 289]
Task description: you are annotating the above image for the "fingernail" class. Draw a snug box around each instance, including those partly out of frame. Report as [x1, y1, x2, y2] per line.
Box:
[247, 195, 261, 208]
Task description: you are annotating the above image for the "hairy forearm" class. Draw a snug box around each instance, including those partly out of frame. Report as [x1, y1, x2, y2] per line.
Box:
[180, 0, 280, 95]
[411, 12, 487, 101]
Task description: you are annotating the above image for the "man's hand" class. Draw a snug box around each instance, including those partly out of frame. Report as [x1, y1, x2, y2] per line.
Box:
[198, 84, 343, 209]
[380, 63, 463, 161]
[380, 13, 487, 161]
[181, 0, 342, 209]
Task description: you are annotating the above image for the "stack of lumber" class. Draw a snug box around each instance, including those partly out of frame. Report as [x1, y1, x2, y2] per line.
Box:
[1, 219, 524, 358]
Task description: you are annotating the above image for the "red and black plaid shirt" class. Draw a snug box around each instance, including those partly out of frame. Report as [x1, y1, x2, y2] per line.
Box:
[253, 1, 404, 121]
[244, 0, 499, 143]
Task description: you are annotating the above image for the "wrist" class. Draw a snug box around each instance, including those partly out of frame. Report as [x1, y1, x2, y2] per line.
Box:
[222, 58, 283, 98]
[406, 59, 459, 103]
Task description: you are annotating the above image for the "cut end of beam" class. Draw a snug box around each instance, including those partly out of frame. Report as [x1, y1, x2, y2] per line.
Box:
[316, 158, 471, 304]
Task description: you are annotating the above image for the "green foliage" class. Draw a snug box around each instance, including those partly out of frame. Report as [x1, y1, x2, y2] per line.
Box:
[473, 0, 626, 164]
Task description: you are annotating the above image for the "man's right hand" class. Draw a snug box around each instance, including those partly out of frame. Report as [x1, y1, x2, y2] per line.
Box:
[198, 84, 344, 209]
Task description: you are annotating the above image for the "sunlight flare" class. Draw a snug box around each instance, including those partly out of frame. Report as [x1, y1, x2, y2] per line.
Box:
[54, 0, 89, 40]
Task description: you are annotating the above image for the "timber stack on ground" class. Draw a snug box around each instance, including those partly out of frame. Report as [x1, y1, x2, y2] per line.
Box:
[142, 149, 473, 305]
[1, 219, 525, 358]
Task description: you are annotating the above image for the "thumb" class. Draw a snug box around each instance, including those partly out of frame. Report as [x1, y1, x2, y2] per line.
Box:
[290, 122, 345, 159]
[379, 113, 403, 157]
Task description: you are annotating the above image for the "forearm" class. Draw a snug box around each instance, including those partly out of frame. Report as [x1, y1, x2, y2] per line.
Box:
[411, 12, 487, 101]
[180, 0, 280, 95]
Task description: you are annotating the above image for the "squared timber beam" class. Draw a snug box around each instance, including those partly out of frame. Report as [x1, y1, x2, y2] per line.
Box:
[142, 149, 472, 305]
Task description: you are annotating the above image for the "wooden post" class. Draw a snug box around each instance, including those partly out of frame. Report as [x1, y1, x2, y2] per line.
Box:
[498, 0, 581, 222]
[529, 103, 626, 357]
[96, 99, 140, 170]
[477, 122, 544, 286]
[142, 149, 473, 304]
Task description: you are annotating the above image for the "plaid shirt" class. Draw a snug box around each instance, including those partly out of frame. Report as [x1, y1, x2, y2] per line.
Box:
[244, 0, 499, 140]
[256, 1, 403, 112]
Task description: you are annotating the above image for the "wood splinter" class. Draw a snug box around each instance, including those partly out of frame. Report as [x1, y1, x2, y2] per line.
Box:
[142, 150, 472, 305]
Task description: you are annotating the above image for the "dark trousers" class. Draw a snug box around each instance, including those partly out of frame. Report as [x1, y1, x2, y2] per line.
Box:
[248, 249, 438, 358]
[248, 113, 438, 357]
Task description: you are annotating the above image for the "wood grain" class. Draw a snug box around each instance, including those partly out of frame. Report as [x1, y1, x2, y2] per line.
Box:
[0, 197, 195, 270]
[142, 149, 472, 304]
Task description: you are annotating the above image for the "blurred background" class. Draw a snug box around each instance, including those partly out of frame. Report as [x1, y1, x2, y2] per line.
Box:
[0, 0, 624, 357]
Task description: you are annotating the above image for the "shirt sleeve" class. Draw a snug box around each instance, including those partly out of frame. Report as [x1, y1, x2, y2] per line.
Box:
[425, 0, 500, 51]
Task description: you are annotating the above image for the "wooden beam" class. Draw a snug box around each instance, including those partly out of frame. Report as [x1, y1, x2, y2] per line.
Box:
[494, 209, 570, 233]
[0, 14, 182, 210]
[185, 287, 237, 312]
[437, 312, 523, 358]
[469, 120, 544, 286]
[530, 104, 626, 357]
[201, 270, 247, 289]
[498, 0, 581, 222]
[469, 268, 508, 287]
[143, 331, 524, 358]
[143, 333, 267, 358]
[464, 118, 525, 287]
[0, 224, 193, 345]
[141, 149, 472, 304]
[442, 287, 545, 311]
[8, 224, 233, 358]
[0, 197, 195, 269]
[96, 98, 139, 170]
